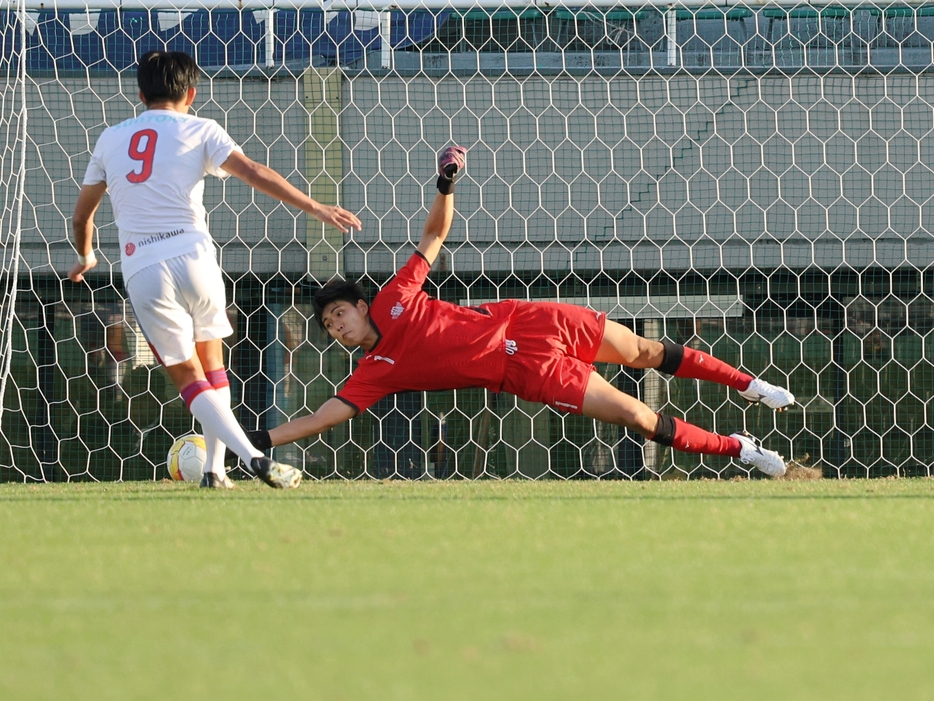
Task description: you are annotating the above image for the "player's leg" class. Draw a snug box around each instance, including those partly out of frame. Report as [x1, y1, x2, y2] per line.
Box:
[180, 250, 301, 490]
[594, 320, 794, 410]
[193, 339, 234, 488]
[194, 340, 294, 488]
[152, 253, 265, 475]
[592, 320, 664, 368]
[162, 352, 254, 485]
[580, 371, 785, 476]
[129, 252, 298, 488]
[163, 341, 300, 489]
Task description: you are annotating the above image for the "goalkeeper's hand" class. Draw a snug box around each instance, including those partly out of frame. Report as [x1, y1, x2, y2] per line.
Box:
[437, 145, 466, 194]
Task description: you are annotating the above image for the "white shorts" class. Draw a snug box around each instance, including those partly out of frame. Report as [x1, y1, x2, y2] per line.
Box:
[126, 246, 233, 367]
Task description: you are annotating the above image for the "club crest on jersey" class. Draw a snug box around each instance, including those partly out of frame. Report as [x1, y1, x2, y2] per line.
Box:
[390, 302, 405, 319]
[505, 339, 518, 355]
[125, 242, 136, 256]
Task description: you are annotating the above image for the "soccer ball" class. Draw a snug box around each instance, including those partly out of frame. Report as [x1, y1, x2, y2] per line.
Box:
[167, 434, 207, 482]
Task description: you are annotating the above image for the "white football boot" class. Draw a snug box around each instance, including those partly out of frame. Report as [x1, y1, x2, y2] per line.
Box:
[731, 432, 786, 477]
[738, 378, 795, 410]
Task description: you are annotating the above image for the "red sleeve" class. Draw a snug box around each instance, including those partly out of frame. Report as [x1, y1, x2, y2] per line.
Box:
[336, 253, 429, 414]
[335, 370, 392, 415]
[382, 252, 431, 300]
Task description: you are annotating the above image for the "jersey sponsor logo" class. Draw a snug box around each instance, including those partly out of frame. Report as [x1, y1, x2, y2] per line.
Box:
[505, 339, 518, 355]
[124, 228, 185, 258]
[134, 229, 186, 251]
[390, 302, 405, 319]
[137, 229, 184, 247]
[367, 355, 395, 365]
[114, 113, 187, 130]
[554, 400, 579, 411]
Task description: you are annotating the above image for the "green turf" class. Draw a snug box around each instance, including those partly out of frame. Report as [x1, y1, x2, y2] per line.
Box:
[2, 478, 934, 701]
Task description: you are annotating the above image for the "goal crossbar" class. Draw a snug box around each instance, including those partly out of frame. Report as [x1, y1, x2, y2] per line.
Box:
[15, 0, 900, 12]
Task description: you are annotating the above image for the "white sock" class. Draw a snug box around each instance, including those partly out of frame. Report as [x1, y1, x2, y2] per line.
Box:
[202, 384, 231, 476]
[202, 428, 225, 476]
[189, 389, 262, 467]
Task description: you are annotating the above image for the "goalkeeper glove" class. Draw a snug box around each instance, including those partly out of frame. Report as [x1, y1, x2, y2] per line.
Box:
[437, 145, 466, 195]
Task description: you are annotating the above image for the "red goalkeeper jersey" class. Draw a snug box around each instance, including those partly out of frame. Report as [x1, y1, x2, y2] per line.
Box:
[335, 252, 518, 414]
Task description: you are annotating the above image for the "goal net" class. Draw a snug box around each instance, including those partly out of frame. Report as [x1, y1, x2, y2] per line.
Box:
[2, 0, 931, 481]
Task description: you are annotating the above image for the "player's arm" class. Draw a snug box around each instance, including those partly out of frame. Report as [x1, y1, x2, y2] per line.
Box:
[267, 397, 356, 446]
[417, 145, 466, 266]
[68, 181, 107, 283]
[416, 191, 454, 266]
[220, 151, 361, 233]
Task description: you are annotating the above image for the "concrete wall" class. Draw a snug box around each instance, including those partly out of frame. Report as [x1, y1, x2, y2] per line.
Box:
[21, 72, 324, 277]
[341, 70, 934, 276]
[13, 67, 934, 278]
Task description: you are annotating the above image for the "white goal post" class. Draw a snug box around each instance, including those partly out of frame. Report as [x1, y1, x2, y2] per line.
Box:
[2, 0, 933, 481]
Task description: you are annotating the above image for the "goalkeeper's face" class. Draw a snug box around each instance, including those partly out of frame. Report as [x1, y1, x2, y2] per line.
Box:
[321, 299, 374, 349]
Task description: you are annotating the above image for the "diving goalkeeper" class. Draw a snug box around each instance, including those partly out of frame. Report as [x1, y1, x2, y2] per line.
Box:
[248, 145, 793, 476]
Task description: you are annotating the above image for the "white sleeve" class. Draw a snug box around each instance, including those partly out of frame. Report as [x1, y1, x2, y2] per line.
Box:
[203, 121, 242, 179]
[82, 139, 107, 185]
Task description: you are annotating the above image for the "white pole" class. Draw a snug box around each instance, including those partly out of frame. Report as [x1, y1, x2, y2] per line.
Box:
[0, 0, 28, 434]
[666, 4, 677, 67]
[380, 10, 392, 70]
[642, 319, 663, 478]
[265, 7, 276, 68]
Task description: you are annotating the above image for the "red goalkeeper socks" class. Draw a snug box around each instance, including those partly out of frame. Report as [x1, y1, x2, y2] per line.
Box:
[650, 414, 742, 457]
[660, 341, 753, 392]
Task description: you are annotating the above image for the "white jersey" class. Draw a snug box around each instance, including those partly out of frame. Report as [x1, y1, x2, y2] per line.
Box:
[82, 109, 242, 281]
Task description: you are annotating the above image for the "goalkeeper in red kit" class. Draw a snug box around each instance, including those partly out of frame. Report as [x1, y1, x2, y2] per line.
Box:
[246, 145, 794, 476]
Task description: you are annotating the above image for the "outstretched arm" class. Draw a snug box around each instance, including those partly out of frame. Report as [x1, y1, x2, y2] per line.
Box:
[221, 151, 361, 233]
[417, 145, 466, 267]
[267, 397, 356, 447]
[416, 192, 454, 266]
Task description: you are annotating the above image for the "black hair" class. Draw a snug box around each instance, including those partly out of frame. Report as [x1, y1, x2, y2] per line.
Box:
[137, 51, 200, 104]
[312, 279, 368, 329]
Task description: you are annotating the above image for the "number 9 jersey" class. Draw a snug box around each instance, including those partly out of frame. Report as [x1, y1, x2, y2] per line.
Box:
[81, 110, 242, 282]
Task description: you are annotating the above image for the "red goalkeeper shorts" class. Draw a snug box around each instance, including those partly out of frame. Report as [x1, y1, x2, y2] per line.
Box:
[499, 302, 606, 414]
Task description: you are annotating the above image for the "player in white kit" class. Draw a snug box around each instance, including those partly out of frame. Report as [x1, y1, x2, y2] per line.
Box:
[68, 51, 361, 489]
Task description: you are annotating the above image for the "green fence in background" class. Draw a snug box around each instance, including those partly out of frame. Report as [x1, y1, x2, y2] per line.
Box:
[3, 266, 931, 481]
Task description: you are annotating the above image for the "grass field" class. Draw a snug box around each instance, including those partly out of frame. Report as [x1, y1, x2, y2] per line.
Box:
[2, 478, 934, 701]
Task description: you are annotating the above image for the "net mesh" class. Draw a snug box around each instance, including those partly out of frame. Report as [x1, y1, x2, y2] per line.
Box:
[2, 1, 933, 481]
